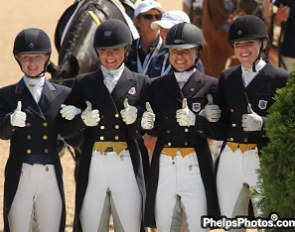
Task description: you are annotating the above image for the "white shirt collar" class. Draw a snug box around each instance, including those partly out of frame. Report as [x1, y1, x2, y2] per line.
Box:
[174, 68, 196, 83]
[241, 59, 266, 74]
[23, 75, 45, 88]
[101, 64, 125, 92]
[23, 75, 45, 103]
[101, 64, 124, 81]
[241, 59, 266, 87]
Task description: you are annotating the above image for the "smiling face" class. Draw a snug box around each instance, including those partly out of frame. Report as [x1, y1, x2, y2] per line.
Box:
[169, 47, 198, 72]
[232, 39, 266, 68]
[16, 54, 49, 77]
[97, 47, 128, 70]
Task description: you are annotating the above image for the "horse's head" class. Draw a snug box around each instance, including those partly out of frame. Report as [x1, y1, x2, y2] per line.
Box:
[47, 54, 82, 86]
[48, 0, 134, 86]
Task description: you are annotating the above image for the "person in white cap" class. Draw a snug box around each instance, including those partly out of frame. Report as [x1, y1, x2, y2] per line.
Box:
[146, 10, 205, 78]
[126, 0, 165, 75]
[151, 10, 191, 45]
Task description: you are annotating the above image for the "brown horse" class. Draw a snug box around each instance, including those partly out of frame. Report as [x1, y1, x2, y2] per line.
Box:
[199, 0, 277, 78]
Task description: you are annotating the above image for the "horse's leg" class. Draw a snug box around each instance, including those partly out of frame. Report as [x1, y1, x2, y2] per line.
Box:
[268, 47, 279, 66]
[202, 41, 231, 78]
[200, 44, 211, 75]
[182, 2, 190, 17]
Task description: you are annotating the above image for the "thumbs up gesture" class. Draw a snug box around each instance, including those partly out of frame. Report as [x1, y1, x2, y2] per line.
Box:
[141, 102, 155, 130]
[81, 101, 100, 127]
[120, 98, 138, 125]
[199, 94, 221, 122]
[242, 104, 263, 131]
[176, 98, 196, 127]
[10, 101, 27, 127]
[60, 104, 82, 120]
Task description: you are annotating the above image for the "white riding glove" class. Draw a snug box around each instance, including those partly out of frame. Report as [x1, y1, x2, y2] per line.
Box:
[60, 104, 82, 120]
[81, 101, 100, 127]
[141, 102, 155, 130]
[176, 98, 196, 127]
[10, 101, 26, 127]
[199, 94, 221, 122]
[120, 98, 138, 125]
[242, 104, 263, 131]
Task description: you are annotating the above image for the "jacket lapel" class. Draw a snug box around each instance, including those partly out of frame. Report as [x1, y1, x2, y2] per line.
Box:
[111, 68, 137, 102]
[230, 67, 250, 107]
[245, 62, 270, 93]
[160, 73, 184, 103]
[15, 79, 46, 120]
[38, 80, 58, 121]
[89, 70, 119, 112]
[182, 71, 204, 99]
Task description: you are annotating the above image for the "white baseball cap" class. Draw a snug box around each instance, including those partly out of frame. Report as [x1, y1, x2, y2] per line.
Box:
[134, 0, 165, 18]
[151, 10, 191, 30]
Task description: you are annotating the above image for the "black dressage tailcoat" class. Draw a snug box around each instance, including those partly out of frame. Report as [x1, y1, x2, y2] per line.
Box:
[144, 70, 220, 227]
[0, 79, 70, 232]
[60, 67, 150, 232]
[195, 62, 288, 150]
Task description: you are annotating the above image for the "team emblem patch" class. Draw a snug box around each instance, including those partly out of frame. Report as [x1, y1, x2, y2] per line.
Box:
[237, 30, 243, 35]
[104, 31, 112, 37]
[192, 102, 201, 112]
[28, 43, 35, 48]
[258, 100, 267, 110]
[128, 87, 136, 95]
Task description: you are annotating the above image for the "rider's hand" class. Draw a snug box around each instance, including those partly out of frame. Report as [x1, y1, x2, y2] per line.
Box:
[60, 104, 82, 120]
[10, 101, 26, 127]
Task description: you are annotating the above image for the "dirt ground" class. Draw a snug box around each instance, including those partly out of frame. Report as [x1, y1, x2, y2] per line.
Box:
[0, 1, 255, 232]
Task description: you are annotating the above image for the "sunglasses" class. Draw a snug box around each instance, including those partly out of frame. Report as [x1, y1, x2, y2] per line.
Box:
[141, 14, 162, 20]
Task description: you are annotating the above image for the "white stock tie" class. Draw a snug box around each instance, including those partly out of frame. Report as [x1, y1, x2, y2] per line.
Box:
[24, 76, 45, 103]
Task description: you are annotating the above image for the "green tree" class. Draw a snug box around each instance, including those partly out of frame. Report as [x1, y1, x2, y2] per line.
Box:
[260, 68, 295, 231]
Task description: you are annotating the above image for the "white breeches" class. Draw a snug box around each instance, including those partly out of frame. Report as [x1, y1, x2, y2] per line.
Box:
[155, 152, 208, 232]
[8, 163, 62, 232]
[80, 149, 141, 232]
[216, 145, 261, 218]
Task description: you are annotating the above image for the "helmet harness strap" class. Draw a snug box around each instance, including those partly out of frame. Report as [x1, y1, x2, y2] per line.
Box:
[252, 39, 265, 72]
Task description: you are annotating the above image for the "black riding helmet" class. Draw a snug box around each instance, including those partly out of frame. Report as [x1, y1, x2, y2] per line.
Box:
[93, 19, 132, 50]
[13, 28, 51, 77]
[165, 22, 204, 49]
[228, 15, 268, 71]
[165, 23, 204, 70]
[13, 28, 51, 55]
[228, 15, 268, 43]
